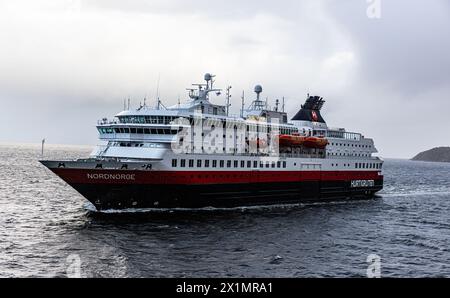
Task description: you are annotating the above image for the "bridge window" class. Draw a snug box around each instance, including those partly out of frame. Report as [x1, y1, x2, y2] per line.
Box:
[227, 160, 232, 168]
[220, 160, 224, 168]
[197, 160, 202, 168]
[180, 159, 186, 167]
[212, 160, 217, 168]
[172, 159, 177, 167]
[189, 159, 194, 168]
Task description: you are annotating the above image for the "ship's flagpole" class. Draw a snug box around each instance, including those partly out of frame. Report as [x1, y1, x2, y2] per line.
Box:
[41, 138, 45, 158]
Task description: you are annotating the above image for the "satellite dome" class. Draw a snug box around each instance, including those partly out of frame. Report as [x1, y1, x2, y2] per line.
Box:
[254, 85, 263, 94]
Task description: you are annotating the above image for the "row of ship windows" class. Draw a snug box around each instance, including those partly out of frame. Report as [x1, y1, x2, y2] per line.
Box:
[330, 163, 382, 169]
[99, 127, 179, 135]
[328, 152, 371, 157]
[111, 142, 164, 148]
[172, 159, 287, 169]
[118, 116, 177, 125]
[330, 142, 372, 148]
[117, 116, 299, 133]
[99, 127, 297, 135]
[358, 163, 381, 169]
[172, 159, 382, 170]
[327, 131, 361, 140]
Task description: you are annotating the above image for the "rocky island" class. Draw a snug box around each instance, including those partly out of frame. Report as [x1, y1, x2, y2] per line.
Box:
[412, 147, 450, 162]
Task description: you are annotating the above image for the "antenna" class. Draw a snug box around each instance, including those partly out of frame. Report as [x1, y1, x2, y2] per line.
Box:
[241, 90, 245, 118]
[275, 99, 279, 112]
[282, 97, 285, 112]
[155, 73, 161, 109]
[226, 85, 232, 116]
[127, 98, 130, 110]
[123, 99, 126, 110]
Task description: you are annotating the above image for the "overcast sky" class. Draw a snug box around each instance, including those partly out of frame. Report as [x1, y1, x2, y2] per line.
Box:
[0, 0, 449, 158]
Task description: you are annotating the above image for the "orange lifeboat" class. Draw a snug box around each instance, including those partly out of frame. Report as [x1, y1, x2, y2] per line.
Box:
[302, 137, 329, 149]
[278, 134, 306, 147]
[248, 138, 268, 149]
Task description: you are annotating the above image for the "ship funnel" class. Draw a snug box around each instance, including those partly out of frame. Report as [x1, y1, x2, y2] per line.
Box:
[291, 95, 326, 123]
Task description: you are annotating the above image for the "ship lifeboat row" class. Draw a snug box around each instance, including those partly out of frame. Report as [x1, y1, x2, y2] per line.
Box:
[278, 134, 328, 149]
[246, 134, 329, 149]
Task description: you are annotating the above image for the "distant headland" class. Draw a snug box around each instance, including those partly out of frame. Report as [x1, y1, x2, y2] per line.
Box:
[412, 147, 450, 162]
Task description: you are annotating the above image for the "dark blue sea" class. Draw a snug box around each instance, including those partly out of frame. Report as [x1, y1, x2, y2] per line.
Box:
[1, 143, 449, 277]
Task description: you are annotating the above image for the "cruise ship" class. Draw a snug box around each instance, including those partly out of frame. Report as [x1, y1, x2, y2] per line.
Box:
[41, 73, 383, 210]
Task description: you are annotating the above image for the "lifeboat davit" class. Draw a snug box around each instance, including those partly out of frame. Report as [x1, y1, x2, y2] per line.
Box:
[302, 137, 329, 149]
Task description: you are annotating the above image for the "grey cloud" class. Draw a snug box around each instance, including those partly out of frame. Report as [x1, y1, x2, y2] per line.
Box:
[325, 0, 450, 97]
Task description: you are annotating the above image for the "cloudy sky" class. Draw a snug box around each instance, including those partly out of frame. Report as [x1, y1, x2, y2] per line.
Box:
[0, 0, 449, 158]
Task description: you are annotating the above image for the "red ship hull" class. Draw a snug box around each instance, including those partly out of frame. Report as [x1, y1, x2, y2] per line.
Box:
[46, 167, 383, 210]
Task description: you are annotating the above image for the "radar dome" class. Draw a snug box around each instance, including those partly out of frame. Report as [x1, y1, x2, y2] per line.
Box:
[204, 73, 212, 82]
[254, 85, 263, 94]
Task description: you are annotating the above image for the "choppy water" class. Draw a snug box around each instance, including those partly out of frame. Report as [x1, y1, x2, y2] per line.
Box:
[1, 143, 449, 277]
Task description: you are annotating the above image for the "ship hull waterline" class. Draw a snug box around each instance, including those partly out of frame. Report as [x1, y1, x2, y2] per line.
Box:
[44, 166, 384, 211]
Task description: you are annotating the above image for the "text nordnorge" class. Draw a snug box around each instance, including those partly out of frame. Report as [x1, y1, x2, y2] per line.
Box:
[87, 173, 136, 180]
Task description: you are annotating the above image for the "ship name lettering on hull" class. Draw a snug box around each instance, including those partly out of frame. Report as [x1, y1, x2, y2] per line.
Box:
[87, 173, 136, 180]
[351, 180, 375, 188]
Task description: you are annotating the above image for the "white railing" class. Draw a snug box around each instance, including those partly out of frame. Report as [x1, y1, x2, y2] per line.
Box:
[326, 130, 361, 141]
